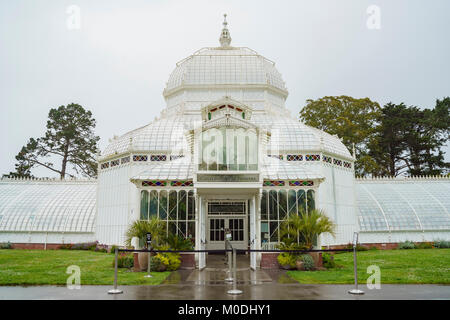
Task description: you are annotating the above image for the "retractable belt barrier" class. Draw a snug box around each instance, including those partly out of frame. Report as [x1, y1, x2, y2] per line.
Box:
[108, 247, 353, 295]
[115, 248, 353, 253]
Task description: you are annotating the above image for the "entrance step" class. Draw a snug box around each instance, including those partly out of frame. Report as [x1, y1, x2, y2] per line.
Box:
[185, 269, 273, 285]
[205, 253, 250, 270]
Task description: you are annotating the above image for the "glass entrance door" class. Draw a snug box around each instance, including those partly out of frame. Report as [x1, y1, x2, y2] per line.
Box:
[206, 201, 247, 250]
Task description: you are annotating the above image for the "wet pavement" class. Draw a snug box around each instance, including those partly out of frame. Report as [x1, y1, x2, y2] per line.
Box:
[1, 283, 449, 300]
[0, 255, 449, 300]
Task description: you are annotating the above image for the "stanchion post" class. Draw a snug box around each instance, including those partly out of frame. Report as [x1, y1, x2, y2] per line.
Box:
[108, 247, 123, 294]
[227, 247, 242, 295]
[225, 240, 233, 282]
[348, 232, 364, 295]
[144, 233, 153, 278]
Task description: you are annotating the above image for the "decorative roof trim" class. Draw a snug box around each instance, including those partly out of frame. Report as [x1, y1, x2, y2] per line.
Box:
[355, 175, 450, 182]
[202, 114, 258, 131]
[163, 83, 288, 99]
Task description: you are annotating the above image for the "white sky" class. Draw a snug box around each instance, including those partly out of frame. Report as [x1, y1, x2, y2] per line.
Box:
[1, 0, 449, 177]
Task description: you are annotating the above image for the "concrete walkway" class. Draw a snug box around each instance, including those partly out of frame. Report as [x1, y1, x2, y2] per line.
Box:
[0, 255, 448, 300]
[1, 283, 449, 300]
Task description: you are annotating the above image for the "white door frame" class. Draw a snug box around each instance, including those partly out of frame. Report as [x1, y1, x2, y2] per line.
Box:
[249, 195, 257, 270]
[205, 200, 248, 250]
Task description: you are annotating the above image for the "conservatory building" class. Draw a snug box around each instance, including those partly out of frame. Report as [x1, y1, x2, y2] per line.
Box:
[1, 16, 449, 269]
[95, 17, 357, 269]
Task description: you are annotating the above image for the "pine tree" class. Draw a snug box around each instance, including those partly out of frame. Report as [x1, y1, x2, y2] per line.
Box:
[4, 103, 100, 179]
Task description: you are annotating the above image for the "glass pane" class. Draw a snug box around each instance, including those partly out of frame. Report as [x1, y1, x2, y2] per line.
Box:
[279, 190, 287, 220]
[188, 190, 195, 220]
[177, 222, 186, 237]
[149, 190, 158, 218]
[188, 222, 195, 242]
[269, 190, 278, 220]
[307, 190, 315, 212]
[178, 190, 187, 220]
[261, 222, 269, 244]
[261, 191, 268, 220]
[140, 191, 149, 220]
[288, 190, 297, 216]
[270, 221, 278, 242]
[169, 191, 177, 220]
[200, 127, 258, 171]
[159, 190, 168, 219]
[297, 190, 306, 214]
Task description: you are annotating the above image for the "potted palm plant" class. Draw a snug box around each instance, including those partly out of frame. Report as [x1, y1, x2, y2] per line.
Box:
[279, 208, 335, 270]
[164, 233, 195, 269]
[124, 217, 166, 271]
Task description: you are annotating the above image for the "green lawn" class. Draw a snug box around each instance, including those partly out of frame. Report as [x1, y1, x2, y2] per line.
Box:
[0, 250, 171, 286]
[287, 249, 450, 284]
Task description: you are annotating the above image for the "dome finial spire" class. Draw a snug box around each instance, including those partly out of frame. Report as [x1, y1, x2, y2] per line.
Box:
[219, 13, 232, 47]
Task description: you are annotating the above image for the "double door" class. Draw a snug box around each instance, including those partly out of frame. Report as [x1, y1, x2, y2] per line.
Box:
[207, 217, 246, 250]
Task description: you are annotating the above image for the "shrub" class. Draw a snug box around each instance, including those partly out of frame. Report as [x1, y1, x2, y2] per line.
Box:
[344, 243, 368, 251]
[416, 242, 433, 249]
[110, 245, 118, 254]
[398, 241, 416, 249]
[59, 244, 72, 250]
[153, 252, 181, 271]
[71, 241, 99, 251]
[96, 248, 108, 253]
[322, 253, 335, 269]
[369, 246, 378, 251]
[150, 255, 167, 272]
[165, 234, 194, 251]
[0, 242, 12, 249]
[434, 240, 450, 248]
[165, 253, 181, 271]
[301, 254, 315, 271]
[114, 254, 134, 268]
[277, 252, 297, 269]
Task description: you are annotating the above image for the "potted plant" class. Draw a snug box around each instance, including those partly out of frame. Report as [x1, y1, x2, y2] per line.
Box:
[279, 208, 336, 270]
[124, 217, 166, 271]
[164, 234, 195, 269]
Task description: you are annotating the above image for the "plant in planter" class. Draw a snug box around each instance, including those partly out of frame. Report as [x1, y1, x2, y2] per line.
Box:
[114, 254, 134, 269]
[299, 254, 315, 271]
[276, 242, 307, 269]
[280, 208, 336, 250]
[150, 255, 167, 272]
[124, 217, 166, 271]
[277, 252, 297, 270]
[164, 233, 194, 250]
[322, 253, 336, 269]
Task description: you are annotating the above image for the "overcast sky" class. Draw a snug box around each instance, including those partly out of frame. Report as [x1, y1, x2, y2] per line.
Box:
[1, 0, 449, 177]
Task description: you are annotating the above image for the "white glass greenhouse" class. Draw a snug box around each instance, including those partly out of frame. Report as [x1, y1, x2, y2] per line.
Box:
[1, 16, 449, 268]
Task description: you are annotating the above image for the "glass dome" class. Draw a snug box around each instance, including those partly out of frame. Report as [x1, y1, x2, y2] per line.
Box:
[163, 47, 288, 97]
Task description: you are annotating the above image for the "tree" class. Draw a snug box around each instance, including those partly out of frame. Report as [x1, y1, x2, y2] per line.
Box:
[4, 103, 100, 179]
[299, 96, 382, 176]
[369, 99, 450, 176]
